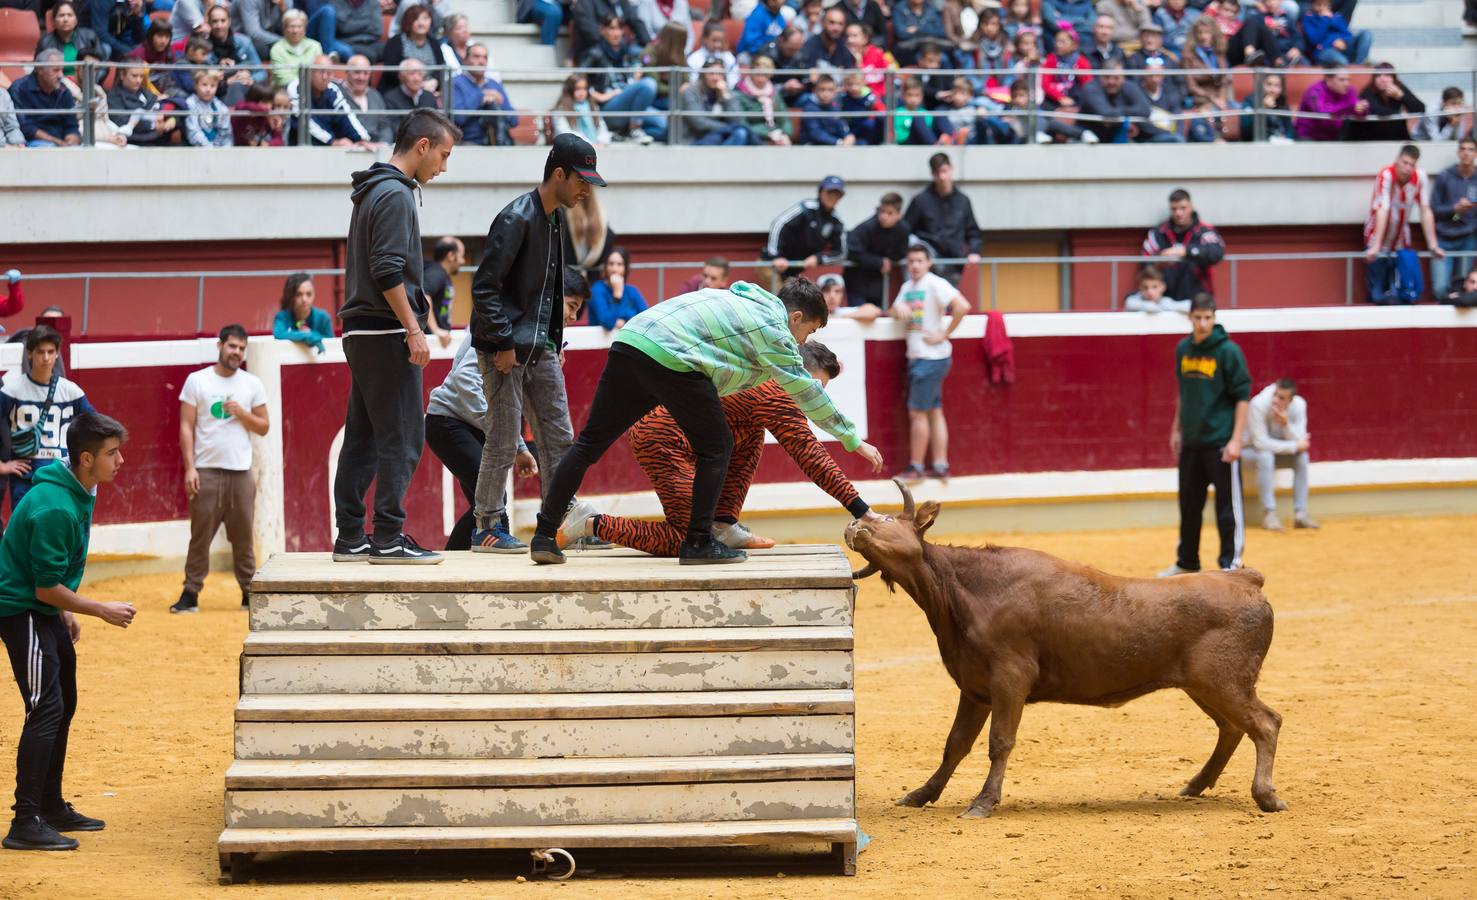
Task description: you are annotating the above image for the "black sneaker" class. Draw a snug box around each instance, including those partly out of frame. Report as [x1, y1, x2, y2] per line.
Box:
[679, 537, 748, 566]
[43, 803, 104, 832]
[529, 533, 565, 565]
[367, 533, 443, 566]
[169, 590, 198, 614]
[332, 535, 372, 562]
[3, 815, 79, 850]
[241, 589, 250, 610]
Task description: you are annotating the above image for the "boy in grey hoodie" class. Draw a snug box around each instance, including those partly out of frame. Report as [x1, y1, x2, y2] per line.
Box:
[332, 108, 460, 565]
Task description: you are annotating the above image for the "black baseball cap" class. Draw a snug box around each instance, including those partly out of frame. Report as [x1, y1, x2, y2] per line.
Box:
[548, 133, 606, 186]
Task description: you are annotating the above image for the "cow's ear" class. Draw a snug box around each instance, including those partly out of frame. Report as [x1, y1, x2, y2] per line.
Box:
[914, 501, 940, 536]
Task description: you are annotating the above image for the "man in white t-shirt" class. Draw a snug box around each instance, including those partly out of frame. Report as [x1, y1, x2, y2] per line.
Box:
[172, 325, 270, 614]
[889, 245, 968, 483]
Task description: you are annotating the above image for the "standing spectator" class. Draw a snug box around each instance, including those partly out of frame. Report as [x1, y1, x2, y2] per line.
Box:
[739, 0, 795, 59]
[1161, 294, 1251, 577]
[687, 21, 740, 88]
[1302, 0, 1370, 66]
[341, 53, 392, 144]
[1239, 70, 1294, 143]
[332, 109, 460, 565]
[802, 6, 852, 70]
[105, 62, 175, 145]
[234, 0, 284, 60]
[0, 412, 134, 854]
[674, 59, 755, 145]
[581, 14, 658, 143]
[551, 74, 612, 145]
[8, 52, 79, 147]
[1153, 0, 1198, 55]
[573, 0, 650, 60]
[893, 0, 949, 67]
[452, 42, 517, 146]
[736, 55, 795, 146]
[1345, 63, 1424, 142]
[1044, 0, 1096, 38]
[380, 5, 448, 95]
[890, 244, 968, 484]
[1, 326, 94, 508]
[798, 73, 853, 146]
[273, 273, 335, 353]
[1084, 13, 1127, 68]
[516, 0, 564, 47]
[1097, 0, 1150, 45]
[91, 0, 146, 61]
[1143, 188, 1225, 301]
[1127, 21, 1178, 69]
[838, 0, 888, 47]
[1245, 377, 1317, 533]
[764, 175, 847, 275]
[678, 256, 730, 294]
[1363, 144, 1442, 303]
[846, 192, 912, 308]
[288, 55, 374, 146]
[383, 59, 441, 132]
[35, 2, 106, 77]
[1124, 264, 1190, 313]
[1295, 65, 1365, 142]
[588, 248, 649, 330]
[172, 324, 268, 614]
[904, 153, 982, 286]
[1078, 63, 1154, 143]
[1413, 87, 1471, 143]
[1430, 136, 1477, 297]
[422, 235, 464, 345]
[183, 69, 233, 147]
[269, 9, 322, 88]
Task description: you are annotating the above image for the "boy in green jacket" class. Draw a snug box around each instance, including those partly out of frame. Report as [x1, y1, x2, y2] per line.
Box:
[0, 412, 136, 852]
[531, 276, 882, 565]
[1162, 295, 1252, 576]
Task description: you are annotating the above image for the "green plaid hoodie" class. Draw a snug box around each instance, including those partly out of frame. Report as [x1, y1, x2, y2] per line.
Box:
[613, 282, 862, 451]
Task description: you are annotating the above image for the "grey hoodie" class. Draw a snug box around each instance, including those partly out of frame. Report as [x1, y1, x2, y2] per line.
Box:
[341, 163, 429, 332]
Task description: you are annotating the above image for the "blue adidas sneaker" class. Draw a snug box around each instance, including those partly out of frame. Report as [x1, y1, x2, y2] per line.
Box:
[471, 524, 527, 554]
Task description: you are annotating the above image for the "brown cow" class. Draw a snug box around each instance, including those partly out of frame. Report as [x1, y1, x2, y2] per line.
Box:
[847, 480, 1286, 818]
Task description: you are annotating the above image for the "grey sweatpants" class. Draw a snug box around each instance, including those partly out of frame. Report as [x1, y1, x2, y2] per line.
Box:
[473, 352, 575, 530]
[1243, 448, 1310, 515]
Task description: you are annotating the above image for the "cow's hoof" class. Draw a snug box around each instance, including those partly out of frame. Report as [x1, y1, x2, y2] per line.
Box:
[1255, 793, 1288, 813]
[895, 787, 937, 808]
[1179, 783, 1208, 798]
[958, 803, 995, 820]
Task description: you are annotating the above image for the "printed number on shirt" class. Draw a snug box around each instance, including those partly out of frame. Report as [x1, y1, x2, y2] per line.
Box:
[10, 404, 74, 460]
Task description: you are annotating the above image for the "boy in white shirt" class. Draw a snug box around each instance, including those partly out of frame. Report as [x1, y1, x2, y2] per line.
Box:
[890, 245, 968, 482]
[1245, 377, 1318, 532]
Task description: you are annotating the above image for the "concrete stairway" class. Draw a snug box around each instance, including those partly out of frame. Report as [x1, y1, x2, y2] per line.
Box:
[1357, 0, 1476, 103]
[463, 0, 567, 126]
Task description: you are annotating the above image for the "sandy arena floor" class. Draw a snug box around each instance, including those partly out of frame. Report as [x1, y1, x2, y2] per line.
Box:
[1, 513, 1474, 899]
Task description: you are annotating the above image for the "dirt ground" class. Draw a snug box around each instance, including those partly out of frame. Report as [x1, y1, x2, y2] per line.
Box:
[1, 513, 1474, 899]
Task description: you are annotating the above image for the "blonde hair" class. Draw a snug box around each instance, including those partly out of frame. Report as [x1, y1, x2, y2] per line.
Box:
[196, 68, 224, 87]
[282, 8, 307, 26]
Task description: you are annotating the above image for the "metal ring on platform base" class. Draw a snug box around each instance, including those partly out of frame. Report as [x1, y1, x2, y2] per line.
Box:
[531, 848, 576, 881]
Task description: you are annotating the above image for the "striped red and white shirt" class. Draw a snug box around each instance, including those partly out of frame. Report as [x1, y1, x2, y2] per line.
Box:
[1364, 165, 1431, 251]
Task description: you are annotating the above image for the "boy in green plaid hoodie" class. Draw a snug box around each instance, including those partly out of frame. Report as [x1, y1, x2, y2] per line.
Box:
[532, 276, 882, 565]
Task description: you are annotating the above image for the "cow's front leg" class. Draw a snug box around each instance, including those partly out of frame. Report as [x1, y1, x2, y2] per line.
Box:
[960, 687, 1025, 819]
[897, 692, 989, 807]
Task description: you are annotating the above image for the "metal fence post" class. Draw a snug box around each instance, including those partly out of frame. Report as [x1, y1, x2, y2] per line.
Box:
[1230, 258, 1239, 308]
[1345, 256, 1354, 305]
[81, 276, 91, 334]
[442, 65, 455, 117]
[1026, 70, 1038, 141]
[667, 67, 683, 145]
[196, 274, 206, 335]
[80, 60, 96, 147]
[1109, 261, 1118, 310]
[1252, 67, 1266, 143]
[976, 264, 986, 312]
[657, 265, 665, 302]
[296, 64, 311, 146]
[989, 260, 998, 310]
[883, 74, 898, 144]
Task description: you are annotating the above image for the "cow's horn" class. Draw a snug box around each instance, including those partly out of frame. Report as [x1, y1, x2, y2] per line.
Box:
[851, 562, 879, 580]
[892, 477, 916, 518]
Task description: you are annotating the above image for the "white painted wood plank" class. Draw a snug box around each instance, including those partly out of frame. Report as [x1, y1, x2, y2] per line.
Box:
[224, 780, 856, 827]
[241, 651, 853, 694]
[243, 626, 852, 656]
[235, 690, 855, 721]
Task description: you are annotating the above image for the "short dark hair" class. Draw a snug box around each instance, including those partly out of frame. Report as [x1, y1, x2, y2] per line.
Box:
[279, 272, 311, 311]
[219, 323, 249, 343]
[563, 266, 590, 301]
[599, 13, 622, 28]
[1138, 265, 1164, 285]
[1462, 136, 1477, 152]
[185, 34, 212, 55]
[67, 410, 128, 467]
[879, 192, 903, 210]
[800, 341, 840, 380]
[701, 20, 724, 38]
[1275, 377, 1298, 393]
[1190, 293, 1216, 313]
[1442, 86, 1465, 103]
[606, 246, 630, 270]
[146, 19, 170, 40]
[1398, 143, 1420, 161]
[393, 108, 460, 155]
[704, 256, 729, 273]
[928, 152, 950, 174]
[24, 324, 61, 354]
[777, 276, 828, 327]
[907, 244, 932, 259]
[1169, 188, 1191, 204]
[813, 73, 835, 88]
[432, 236, 461, 262]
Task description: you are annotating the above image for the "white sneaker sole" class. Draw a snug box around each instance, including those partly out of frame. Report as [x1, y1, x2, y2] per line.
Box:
[367, 555, 444, 565]
[332, 553, 371, 562]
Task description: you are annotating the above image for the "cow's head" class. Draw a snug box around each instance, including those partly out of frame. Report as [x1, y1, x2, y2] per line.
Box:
[845, 479, 940, 582]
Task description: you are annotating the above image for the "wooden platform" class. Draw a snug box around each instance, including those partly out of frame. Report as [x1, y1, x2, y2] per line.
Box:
[218, 547, 859, 882]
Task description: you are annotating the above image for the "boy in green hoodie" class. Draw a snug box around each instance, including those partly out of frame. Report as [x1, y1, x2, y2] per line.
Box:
[1162, 295, 1252, 576]
[0, 411, 136, 852]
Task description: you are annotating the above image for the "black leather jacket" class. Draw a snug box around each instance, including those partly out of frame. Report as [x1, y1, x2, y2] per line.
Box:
[471, 189, 566, 365]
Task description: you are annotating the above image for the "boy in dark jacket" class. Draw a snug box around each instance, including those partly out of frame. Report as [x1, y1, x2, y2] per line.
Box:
[845, 192, 911, 307]
[798, 74, 854, 146]
[1162, 295, 1252, 576]
[1142, 188, 1225, 300]
[0, 411, 135, 852]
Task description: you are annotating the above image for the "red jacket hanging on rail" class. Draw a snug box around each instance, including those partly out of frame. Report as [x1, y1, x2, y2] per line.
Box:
[982, 310, 1014, 385]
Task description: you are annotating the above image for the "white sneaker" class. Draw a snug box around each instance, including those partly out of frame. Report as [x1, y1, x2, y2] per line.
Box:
[1158, 564, 1194, 577]
[555, 499, 600, 550]
[629, 127, 654, 146]
[1294, 513, 1320, 530]
[1079, 130, 1100, 144]
[713, 521, 776, 550]
[1262, 510, 1284, 532]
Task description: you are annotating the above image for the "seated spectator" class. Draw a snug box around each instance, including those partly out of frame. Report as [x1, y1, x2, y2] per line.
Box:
[688, 22, 740, 88]
[1448, 265, 1477, 308]
[309, 0, 383, 64]
[380, 5, 448, 95]
[634, 0, 692, 57]
[341, 53, 393, 144]
[269, 10, 322, 88]
[1302, 0, 1370, 66]
[1009, 28, 1042, 99]
[388, 0, 454, 40]
[1137, 60, 1186, 142]
[173, 34, 216, 99]
[234, 0, 283, 61]
[1043, 0, 1096, 38]
[678, 256, 730, 294]
[739, 0, 796, 60]
[915, 42, 957, 110]
[573, 0, 650, 61]
[1153, 0, 1197, 55]
[1200, 0, 1242, 48]
[91, 0, 146, 61]
[735, 55, 794, 146]
[997, 79, 1034, 143]
[290, 54, 375, 145]
[798, 73, 854, 146]
[1345, 63, 1424, 142]
[839, 70, 884, 146]
[1364, 145, 1442, 303]
[763, 175, 847, 275]
[183, 68, 233, 146]
[802, 6, 852, 69]
[971, 8, 1010, 76]
[894, 76, 955, 145]
[517, 0, 565, 47]
[1127, 21, 1178, 69]
[764, 26, 810, 104]
[674, 59, 757, 145]
[1430, 137, 1477, 306]
[170, 0, 207, 43]
[943, 76, 1002, 145]
[893, 0, 949, 67]
[838, 0, 889, 48]
[798, 0, 824, 37]
[1079, 63, 1158, 143]
[129, 19, 179, 96]
[1414, 87, 1471, 143]
[1142, 188, 1224, 301]
[1295, 65, 1365, 142]
[206, 2, 263, 80]
[453, 43, 517, 146]
[8, 51, 79, 147]
[1085, 13, 1126, 69]
[1, 87, 28, 148]
[1123, 265, 1190, 313]
[552, 73, 613, 146]
[819, 273, 881, 322]
[846, 191, 911, 308]
[232, 81, 289, 146]
[587, 248, 648, 330]
[846, 22, 891, 96]
[1245, 378, 1317, 532]
[36, 1, 106, 77]
[581, 14, 658, 143]
[1042, 24, 1092, 112]
[1097, 0, 1150, 45]
[1003, 0, 1043, 41]
[1239, 70, 1294, 142]
[441, 13, 472, 70]
[1184, 95, 1224, 142]
[107, 62, 176, 145]
[642, 22, 689, 141]
[1231, 0, 1304, 67]
[383, 59, 440, 131]
[273, 273, 334, 353]
[1183, 16, 1232, 115]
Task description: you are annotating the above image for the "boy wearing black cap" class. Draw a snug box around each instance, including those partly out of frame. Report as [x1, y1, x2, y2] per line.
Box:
[467, 133, 606, 553]
[762, 176, 848, 275]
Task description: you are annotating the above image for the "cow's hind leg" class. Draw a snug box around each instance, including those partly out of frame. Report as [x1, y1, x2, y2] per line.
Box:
[1242, 696, 1287, 812]
[960, 688, 1026, 819]
[1180, 693, 1244, 797]
[897, 692, 989, 808]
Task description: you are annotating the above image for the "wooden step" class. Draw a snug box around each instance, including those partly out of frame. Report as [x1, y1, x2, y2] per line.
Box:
[225, 754, 854, 789]
[243, 626, 852, 656]
[250, 586, 853, 631]
[225, 780, 855, 828]
[218, 818, 858, 853]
